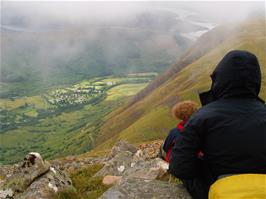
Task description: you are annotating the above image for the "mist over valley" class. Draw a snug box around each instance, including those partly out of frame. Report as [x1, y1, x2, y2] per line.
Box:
[0, 1, 264, 165]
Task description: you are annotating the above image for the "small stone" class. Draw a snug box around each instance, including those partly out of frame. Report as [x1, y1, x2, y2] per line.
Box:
[48, 182, 58, 193]
[6, 175, 11, 178]
[156, 158, 169, 171]
[28, 152, 42, 160]
[117, 166, 125, 173]
[134, 150, 143, 158]
[102, 176, 122, 186]
[50, 167, 57, 174]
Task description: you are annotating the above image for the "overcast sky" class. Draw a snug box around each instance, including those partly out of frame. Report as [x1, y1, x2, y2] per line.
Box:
[1, 1, 264, 28]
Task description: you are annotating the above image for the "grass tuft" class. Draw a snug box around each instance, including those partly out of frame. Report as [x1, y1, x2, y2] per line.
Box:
[53, 164, 110, 199]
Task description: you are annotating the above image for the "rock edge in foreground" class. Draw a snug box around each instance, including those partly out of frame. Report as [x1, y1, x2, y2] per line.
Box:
[0, 152, 74, 199]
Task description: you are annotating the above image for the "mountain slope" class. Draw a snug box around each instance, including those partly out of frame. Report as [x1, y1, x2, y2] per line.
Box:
[94, 18, 266, 150]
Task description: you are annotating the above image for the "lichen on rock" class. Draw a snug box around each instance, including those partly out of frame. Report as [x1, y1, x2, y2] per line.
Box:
[97, 140, 192, 199]
[0, 152, 74, 199]
[99, 177, 192, 199]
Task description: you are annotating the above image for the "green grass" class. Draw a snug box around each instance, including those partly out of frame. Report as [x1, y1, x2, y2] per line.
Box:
[95, 106, 177, 151]
[0, 95, 48, 110]
[53, 164, 110, 199]
[118, 107, 177, 142]
[23, 109, 39, 118]
[0, 99, 121, 164]
[106, 83, 148, 101]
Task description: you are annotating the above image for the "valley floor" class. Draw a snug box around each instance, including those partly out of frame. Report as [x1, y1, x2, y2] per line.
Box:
[0, 73, 156, 165]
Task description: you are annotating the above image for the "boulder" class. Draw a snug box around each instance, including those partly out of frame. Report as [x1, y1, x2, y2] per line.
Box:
[110, 140, 137, 158]
[0, 152, 50, 193]
[99, 177, 192, 199]
[124, 158, 168, 180]
[95, 151, 134, 177]
[95, 141, 169, 181]
[98, 140, 192, 199]
[0, 152, 74, 199]
[17, 166, 73, 199]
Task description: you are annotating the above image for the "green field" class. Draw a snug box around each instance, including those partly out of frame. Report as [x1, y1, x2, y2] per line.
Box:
[0, 74, 155, 164]
[106, 83, 148, 101]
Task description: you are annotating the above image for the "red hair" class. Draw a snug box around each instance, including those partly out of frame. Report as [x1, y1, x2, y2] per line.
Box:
[172, 100, 198, 120]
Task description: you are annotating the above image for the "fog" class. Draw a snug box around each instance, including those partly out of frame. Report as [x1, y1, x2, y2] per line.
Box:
[2, 1, 264, 29]
[1, 1, 265, 97]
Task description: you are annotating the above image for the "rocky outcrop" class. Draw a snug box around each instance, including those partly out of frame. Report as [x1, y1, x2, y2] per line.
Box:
[95, 141, 168, 179]
[100, 178, 191, 199]
[110, 140, 138, 158]
[0, 153, 74, 199]
[97, 141, 192, 199]
[0, 141, 192, 199]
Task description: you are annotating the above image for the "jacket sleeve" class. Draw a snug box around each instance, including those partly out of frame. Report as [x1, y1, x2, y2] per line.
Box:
[169, 116, 203, 179]
[163, 128, 180, 152]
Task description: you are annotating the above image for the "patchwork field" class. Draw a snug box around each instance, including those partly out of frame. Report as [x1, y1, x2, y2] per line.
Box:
[0, 73, 155, 164]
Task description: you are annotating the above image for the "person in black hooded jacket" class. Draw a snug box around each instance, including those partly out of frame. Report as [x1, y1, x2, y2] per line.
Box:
[169, 50, 266, 199]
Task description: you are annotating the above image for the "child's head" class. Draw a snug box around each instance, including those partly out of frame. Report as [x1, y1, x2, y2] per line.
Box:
[172, 100, 198, 121]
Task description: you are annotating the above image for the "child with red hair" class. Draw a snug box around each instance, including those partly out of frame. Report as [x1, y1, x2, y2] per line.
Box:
[161, 100, 200, 162]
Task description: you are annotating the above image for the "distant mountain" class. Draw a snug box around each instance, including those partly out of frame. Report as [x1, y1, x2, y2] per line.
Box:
[93, 18, 266, 150]
[1, 8, 216, 98]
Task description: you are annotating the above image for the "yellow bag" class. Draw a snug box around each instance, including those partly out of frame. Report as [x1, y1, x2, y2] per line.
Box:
[209, 174, 266, 199]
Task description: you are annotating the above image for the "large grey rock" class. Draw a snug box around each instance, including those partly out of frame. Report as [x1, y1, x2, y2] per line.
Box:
[99, 177, 192, 199]
[17, 166, 73, 199]
[0, 152, 74, 199]
[110, 141, 137, 158]
[97, 140, 192, 199]
[124, 158, 168, 180]
[96, 148, 169, 181]
[95, 151, 134, 177]
[0, 152, 50, 193]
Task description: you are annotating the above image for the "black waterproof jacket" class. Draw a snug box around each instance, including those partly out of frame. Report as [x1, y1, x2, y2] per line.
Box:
[169, 50, 266, 185]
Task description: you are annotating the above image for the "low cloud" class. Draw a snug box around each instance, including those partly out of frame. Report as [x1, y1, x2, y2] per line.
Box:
[2, 1, 264, 28]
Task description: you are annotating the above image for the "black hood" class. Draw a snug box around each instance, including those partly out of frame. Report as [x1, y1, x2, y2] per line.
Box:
[200, 50, 263, 105]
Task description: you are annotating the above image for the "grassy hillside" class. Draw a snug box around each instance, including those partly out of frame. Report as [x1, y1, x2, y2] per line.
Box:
[94, 19, 266, 151]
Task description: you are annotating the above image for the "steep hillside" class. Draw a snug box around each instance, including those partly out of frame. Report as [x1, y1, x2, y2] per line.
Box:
[94, 19, 266, 150]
